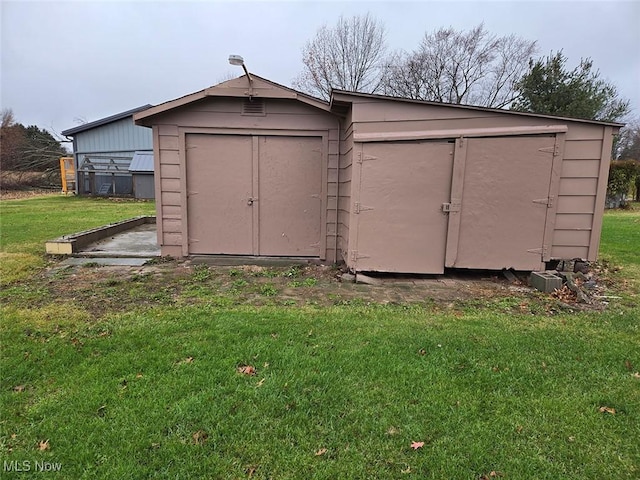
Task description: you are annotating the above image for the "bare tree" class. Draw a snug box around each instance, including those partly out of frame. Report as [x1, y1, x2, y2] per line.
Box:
[616, 118, 640, 161]
[293, 13, 387, 100]
[382, 24, 537, 108]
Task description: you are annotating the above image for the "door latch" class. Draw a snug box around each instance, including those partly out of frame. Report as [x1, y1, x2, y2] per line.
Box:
[442, 202, 460, 213]
[247, 197, 258, 206]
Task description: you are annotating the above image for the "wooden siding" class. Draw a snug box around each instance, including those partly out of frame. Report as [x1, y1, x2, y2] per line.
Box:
[349, 97, 613, 263]
[153, 98, 339, 260]
[551, 129, 606, 260]
[337, 109, 354, 263]
[75, 117, 152, 153]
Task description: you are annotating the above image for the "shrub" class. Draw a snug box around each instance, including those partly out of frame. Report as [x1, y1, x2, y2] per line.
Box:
[607, 160, 639, 207]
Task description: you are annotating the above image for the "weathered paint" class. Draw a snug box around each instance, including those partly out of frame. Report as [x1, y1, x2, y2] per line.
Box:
[351, 141, 454, 273]
[334, 92, 619, 270]
[135, 76, 620, 272]
[137, 76, 339, 260]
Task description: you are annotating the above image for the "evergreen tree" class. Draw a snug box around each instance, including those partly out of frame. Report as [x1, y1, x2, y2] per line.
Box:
[512, 51, 629, 122]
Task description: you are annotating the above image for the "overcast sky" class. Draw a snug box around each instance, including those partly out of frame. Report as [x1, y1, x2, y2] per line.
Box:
[2, 0, 639, 135]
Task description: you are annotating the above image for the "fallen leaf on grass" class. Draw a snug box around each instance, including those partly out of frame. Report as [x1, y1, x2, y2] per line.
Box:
[38, 439, 50, 451]
[136, 373, 143, 379]
[237, 365, 256, 376]
[598, 406, 616, 415]
[192, 430, 208, 445]
[418, 348, 426, 356]
[479, 472, 504, 479]
[386, 426, 399, 436]
[401, 465, 411, 474]
[12, 385, 25, 393]
[410, 441, 424, 450]
[256, 378, 265, 387]
[633, 372, 640, 379]
[624, 359, 634, 371]
[315, 448, 327, 456]
[246, 465, 258, 477]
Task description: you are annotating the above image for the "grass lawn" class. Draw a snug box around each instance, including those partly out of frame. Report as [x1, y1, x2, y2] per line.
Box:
[0, 197, 638, 479]
[0, 195, 155, 285]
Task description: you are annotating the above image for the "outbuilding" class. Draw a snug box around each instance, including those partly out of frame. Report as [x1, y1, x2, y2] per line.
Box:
[63, 105, 154, 197]
[134, 75, 620, 273]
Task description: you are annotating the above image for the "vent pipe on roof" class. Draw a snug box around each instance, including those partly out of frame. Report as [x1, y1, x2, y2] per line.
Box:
[228, 54, 254, 98]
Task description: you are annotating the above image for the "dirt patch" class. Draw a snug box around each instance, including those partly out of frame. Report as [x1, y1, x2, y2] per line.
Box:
[0, 258, 604, 320]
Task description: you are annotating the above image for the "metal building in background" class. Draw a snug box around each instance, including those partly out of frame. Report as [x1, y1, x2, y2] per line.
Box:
[129, 151, 155, 199]
[62, 105, 154, 197]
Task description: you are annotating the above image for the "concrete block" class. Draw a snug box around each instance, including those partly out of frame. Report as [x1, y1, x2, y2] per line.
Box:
[356, 273, 383, 286]
[529, 271, 563, 293]
[340, 273, 356, 283]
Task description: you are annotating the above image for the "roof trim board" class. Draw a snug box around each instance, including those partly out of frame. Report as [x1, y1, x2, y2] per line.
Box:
[132, 74, 624, 129]
[330, 90, 624, 128]
[134, 74, 330, 125]
[354, 125, 569, 143]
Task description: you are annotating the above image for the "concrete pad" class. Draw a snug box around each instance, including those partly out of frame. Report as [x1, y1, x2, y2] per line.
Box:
[79, 223, 160, 258]
[60, 257, 153, 267]
[46, 216, 155, 255]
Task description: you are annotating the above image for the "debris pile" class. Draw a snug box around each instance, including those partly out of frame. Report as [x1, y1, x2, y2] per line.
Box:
[554, 271, 598, 304]
[547, 260, 610, 308]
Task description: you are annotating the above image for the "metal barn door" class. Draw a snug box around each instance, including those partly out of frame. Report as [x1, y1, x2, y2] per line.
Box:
[354, 141, 455, 273]
[186, 134, 322, 257]
[445, 135, 556, 270]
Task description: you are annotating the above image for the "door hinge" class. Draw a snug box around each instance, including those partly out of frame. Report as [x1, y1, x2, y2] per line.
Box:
[442, 202, 461, 213]
[533, 196, 554, 208]
[356, 152, 378, 164]
[539, 145, 560, 156]
[350, 250, 370, 261]
[354, 202, 373, 214]
[527, 245, 547, 257]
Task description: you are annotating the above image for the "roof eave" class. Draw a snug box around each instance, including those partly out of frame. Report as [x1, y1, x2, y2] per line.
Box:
[329, 90, 624, 128]
[134, 74, 331, 125]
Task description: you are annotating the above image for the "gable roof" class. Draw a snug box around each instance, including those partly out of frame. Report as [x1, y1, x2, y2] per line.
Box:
[62, 105, 152, 136]
[330, 90, 624, 128]
[134, 74, 330, 125]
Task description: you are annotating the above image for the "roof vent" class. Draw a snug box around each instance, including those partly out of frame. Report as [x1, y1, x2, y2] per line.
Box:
[242, 98, 265, 116]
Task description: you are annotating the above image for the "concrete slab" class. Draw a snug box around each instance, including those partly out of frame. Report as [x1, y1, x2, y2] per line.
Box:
[78, 223, 160, 258]
[60, 257, 152, 267]
[46, 216, 155, 255]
